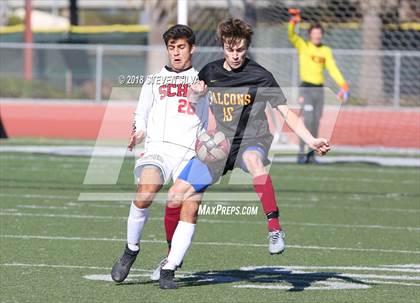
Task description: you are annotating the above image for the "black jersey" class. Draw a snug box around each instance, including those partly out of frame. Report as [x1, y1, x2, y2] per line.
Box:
[198, 58, 286, 143]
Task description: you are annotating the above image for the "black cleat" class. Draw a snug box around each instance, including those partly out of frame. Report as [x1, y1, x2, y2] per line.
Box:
[159, 269, 177, 289]
[306, 151, 319, 164]
[297, 154, 307, 164]
[111, 244, 139, 283]
[151, 258, 184, 281]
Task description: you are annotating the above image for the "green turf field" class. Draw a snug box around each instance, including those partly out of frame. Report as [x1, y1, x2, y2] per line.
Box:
[1, 149, 419, 303]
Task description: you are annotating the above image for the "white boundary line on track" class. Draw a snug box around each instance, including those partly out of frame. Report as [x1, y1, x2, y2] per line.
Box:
[1, 234, 419, 254]
[1, 211, 419, 232]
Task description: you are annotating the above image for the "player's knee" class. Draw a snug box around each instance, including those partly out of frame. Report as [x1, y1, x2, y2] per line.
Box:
[133, 199, 151, 209]
[167, 182, 187, 204]
[135, 183, 159, 205]
[243, 151, 263, 167]
[166, 200, 181, 208]
[169, 179, 198, 201]
[242, 151, 266, 177]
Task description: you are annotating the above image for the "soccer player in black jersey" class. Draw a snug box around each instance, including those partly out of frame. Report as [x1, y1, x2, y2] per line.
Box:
[158, 18, 331, 289]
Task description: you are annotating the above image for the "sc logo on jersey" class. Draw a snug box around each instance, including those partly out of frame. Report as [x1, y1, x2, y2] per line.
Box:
[159, 84, 189, 99]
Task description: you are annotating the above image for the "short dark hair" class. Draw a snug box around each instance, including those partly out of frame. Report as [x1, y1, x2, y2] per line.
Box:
[217, 18, 253, 48]
[162, 24, 195, 46]
[308, 23, 324, 35]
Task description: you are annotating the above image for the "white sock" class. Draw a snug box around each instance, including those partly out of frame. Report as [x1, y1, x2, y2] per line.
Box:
[163, 221, 195, 270]
[127, 201, 149, 251]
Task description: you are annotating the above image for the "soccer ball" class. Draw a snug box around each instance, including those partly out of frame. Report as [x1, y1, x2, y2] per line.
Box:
[195, 130, 230, 163]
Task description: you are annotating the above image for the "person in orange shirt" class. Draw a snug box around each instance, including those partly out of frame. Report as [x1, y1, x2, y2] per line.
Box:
[288, 9, 349, 164]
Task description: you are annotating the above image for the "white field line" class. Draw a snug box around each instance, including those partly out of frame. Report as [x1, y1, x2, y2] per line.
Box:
[4, 262, 419, 276]
[1, 234, 420, 255]
[240, 265, 420, 274]
[0, 152, 91, 160]
[278, 205, 420, 213]
[17, 205, 72, 210]
[199, 218, 420, 232]
[3, 160, 417, 183]
[198, 203, 420, 214]
[1, 211, 419, 232]
[0, 193, 74, 200]
[4, 164, 83, 170]
[2, 263, 419, 289]
[4, 192, 411, 210]
[0, 263, 164, 274]
[233, 283, 369, 290]
[276, 175, 419, 185]
[384, 264, 420, 269]
[1, 208, 18, 212]
[0, 262, 192, 274]
[337, 273, 420, 281]
[4, 189, 419, 206]
[3, 151, 419, 174]
[42, 192, 418, 205]
[10, 202, 420, 214]
[283, 165, 420, 175]
[240, 267, 420, 281]
[0, 263, 122, 271]
[359, 280, 420, 287]
[77, 192, 420, 203]
[4, 194, 420, 215]
[2, 263, 420, 284]
[15, 200, 420, 213]
[3, 191, 418, 204]
[0, 155, 91, 164]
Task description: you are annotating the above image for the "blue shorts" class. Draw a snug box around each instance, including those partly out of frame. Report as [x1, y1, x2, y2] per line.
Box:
[178, 145, 268, 192]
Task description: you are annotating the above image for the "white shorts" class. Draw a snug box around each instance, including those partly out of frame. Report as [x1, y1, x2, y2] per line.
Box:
[134, 143, 195, 184]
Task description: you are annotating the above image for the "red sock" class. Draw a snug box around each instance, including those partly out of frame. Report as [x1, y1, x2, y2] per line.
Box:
[253, 174, 281, 231]
[164, 205, 181, 254]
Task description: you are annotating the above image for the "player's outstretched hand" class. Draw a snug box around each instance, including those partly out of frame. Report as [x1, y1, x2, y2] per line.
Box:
[128, 130, 145, 151]
[309, 138, 331, 156]
[288, 8, 301, 24]
[337, 83, 349, 104]
[189, 80, 208, 103]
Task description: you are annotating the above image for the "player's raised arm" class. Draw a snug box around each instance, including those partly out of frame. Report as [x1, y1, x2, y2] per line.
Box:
[276, 104, 331, 156]
[287, 8, 304, 49]
[129, 81, 153, 150]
